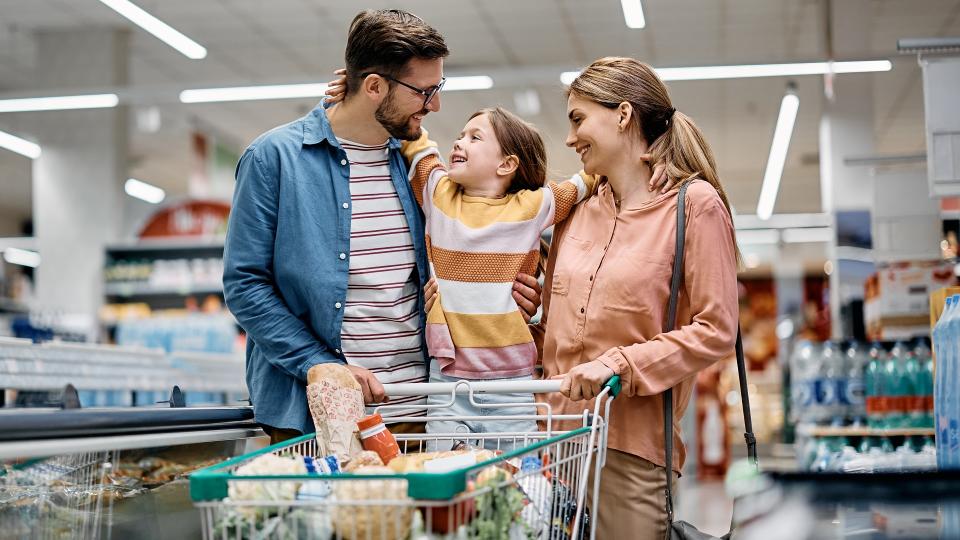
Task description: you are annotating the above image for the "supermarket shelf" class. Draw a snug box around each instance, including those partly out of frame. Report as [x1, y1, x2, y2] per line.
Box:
[104, 283, 223, 297]
[0, 427, 263, 460]
[798, 425, 935, 437]
[105, 238, 225, 252]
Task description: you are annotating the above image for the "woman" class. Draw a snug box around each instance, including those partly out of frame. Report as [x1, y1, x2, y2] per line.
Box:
[529, 57, 740, 539]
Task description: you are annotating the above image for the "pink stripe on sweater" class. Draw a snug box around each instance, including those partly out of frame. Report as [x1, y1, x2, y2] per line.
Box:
[426, 323, 537, 379]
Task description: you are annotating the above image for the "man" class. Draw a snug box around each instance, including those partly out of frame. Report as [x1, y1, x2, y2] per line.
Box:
[223, 9, 540, 443]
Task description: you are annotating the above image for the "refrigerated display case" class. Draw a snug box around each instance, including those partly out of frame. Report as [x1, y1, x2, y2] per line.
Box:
[0, 406, 265, 540]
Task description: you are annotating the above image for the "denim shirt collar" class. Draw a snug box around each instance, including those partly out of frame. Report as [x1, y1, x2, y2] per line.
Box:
[302, 98, 402, 151]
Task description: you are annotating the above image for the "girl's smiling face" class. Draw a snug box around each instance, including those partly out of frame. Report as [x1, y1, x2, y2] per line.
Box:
[448, 113, 516, 198]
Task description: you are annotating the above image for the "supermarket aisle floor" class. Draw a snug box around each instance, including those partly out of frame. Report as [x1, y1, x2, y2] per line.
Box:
[675, 478, 734, 536]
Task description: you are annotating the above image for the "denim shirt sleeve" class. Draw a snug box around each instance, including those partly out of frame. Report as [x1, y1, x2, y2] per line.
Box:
[223, 147, 338, 381]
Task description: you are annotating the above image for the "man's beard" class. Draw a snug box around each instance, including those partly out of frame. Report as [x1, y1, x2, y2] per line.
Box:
[375, 92, 426, 141]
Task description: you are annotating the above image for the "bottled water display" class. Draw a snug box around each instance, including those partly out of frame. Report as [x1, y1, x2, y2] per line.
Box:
[791, 338, 933, 429]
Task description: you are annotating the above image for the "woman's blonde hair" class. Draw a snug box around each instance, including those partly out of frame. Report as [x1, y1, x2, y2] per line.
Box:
[567, 57, 739, 260]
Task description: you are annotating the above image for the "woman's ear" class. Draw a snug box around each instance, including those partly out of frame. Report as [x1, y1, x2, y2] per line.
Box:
[617, 102, 634, 132]
[497, 154, 520, 178]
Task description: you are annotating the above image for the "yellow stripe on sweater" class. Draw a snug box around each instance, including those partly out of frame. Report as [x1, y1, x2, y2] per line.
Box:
[431, 179, 546, 228]
[430, 310, 533, 348]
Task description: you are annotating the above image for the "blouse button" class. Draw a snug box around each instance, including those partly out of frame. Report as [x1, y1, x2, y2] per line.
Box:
[339, 253, 346, 260]
[334, 302, 342, 309]
[342, 202, 349, 209]
[580, 307, 585, 314]
[340, 159, 348, 166]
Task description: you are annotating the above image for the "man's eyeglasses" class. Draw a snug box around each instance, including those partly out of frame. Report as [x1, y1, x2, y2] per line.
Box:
[362, 73, 445, 108]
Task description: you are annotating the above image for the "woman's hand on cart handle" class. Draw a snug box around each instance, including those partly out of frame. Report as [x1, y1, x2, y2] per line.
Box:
[554, 360, 617, 401]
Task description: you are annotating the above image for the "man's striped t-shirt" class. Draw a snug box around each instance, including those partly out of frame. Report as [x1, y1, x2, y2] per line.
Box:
[338, 138, 426, 417]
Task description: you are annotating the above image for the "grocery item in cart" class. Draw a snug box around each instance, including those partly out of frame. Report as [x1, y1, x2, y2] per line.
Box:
[307, 364, 366, 459]
[357, 413, 402, 464]
[332, 465, 412, 540]
[342, 450, 385, 472]
[227, 453, 307, 510]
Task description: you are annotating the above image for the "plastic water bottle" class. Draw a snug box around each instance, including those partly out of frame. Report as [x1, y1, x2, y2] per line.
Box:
[908, 339, 931, 428]
[819, 341, 843, 425]
[865, 342, 887, 428]
[935, 297, 954, 468]
[844, 341, 868, 426]
[918, 341, 935, 429]
[790, 340, 817, 425]
[948, 295, 960, 468]
[884, 342, 908, 428]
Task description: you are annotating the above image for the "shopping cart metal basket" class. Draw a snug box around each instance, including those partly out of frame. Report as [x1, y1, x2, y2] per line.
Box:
[190, 377, 620, 540]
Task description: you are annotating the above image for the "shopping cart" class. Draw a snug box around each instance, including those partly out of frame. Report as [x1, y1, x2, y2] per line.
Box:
[190, 377, 620, 540]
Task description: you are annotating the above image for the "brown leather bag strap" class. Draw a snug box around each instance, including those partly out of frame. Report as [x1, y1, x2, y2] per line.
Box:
[662, 182, 756, 526]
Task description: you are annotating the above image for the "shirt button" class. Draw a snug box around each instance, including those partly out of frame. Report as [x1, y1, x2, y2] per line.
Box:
[589, 275, 594, 281]
[342, 202, 349, 209]
[334, 302, 342, 309]
[580, 307, 585, 314]
[334, 349, 341, 355]
[340, 159, 347, 166]
[339, 253, 346, 260]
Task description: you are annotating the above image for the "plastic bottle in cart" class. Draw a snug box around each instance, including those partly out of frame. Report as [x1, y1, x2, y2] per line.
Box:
[789, 340, 817, 425]
[865, 342, 887, 428]
[883, 342, 908, 429]
[818, 341, 844, 425]
[844, 341, 868, 426]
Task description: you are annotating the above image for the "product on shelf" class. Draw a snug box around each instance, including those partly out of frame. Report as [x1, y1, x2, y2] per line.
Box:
[801, 435, 936, 473]
[792, 338, 933, 430]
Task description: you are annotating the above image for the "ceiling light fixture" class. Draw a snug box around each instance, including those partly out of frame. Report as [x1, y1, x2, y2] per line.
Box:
[0, 94, 119, 113]
[125, 178, 166, 204]
[97, 0, 206, 59]
[0, 130, 41, 159]
[757, 85, 800, 220]
[3, 248, 41, 268]
[180, 76, 494, 104]
[560, 59, 892, 84]
[620, 0, 646, 29]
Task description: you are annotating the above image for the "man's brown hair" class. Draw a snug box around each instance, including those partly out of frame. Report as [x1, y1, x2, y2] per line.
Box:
[469, 107, 547, 194]
[345, 10, 449, 97]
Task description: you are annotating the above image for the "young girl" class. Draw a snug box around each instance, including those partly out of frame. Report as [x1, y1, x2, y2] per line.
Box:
[403, 108, 599, 447]
[326, 80, 597, 447]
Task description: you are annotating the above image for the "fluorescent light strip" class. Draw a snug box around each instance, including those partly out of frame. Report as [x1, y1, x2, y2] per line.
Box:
[97, 0, 206, 60]
[0, 130, 41, 159]
[756, 92, 800, 220]
[560, 60, 892, 84]
[125, 178, 166, 204]
[180, 76, 494, 104]
[442, 76, 494, 91]
[620, 0, 646, 29]
[180, 83, 329, 104]
[781, 227, 833, 244]
[3, 248, 41, 268]
[0, 94, 119, 113]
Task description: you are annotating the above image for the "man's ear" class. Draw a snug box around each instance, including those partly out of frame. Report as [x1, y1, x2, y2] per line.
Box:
[497, 154, 519, 177]
[362, 74, 389, 103]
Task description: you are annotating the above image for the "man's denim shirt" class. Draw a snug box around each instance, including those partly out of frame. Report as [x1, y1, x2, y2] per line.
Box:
[223, 100, 430, 433]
